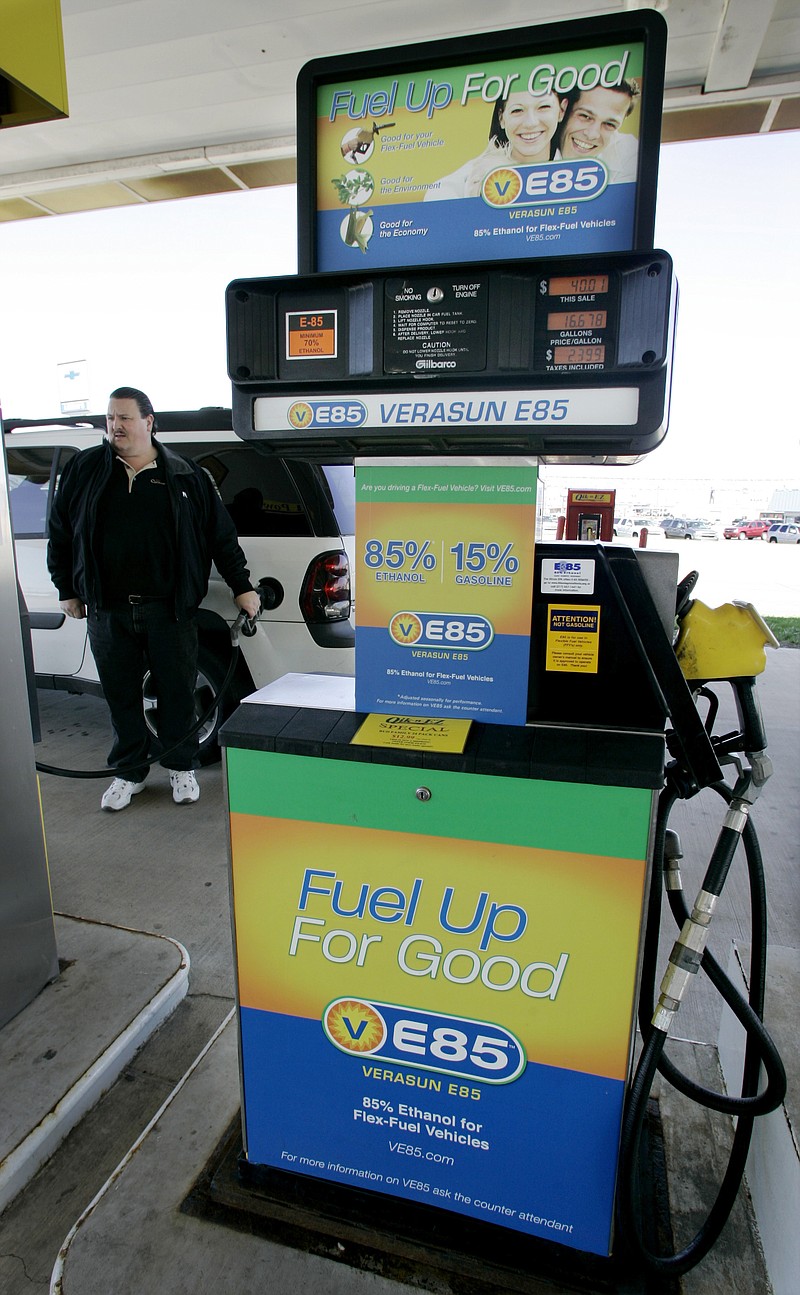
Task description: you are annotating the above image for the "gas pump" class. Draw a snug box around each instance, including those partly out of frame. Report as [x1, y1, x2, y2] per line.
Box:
[0, 0, 66, 1029]
[216, 9, 786, 1286]
[565, 490, 615, 542]
[0, 411, 59, 1027]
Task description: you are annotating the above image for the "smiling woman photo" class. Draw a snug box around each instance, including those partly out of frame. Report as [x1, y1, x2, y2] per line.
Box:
[424, 90, 567, 201]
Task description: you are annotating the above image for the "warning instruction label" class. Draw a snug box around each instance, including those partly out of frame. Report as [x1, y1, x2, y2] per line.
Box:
[545, 604, 601, 674]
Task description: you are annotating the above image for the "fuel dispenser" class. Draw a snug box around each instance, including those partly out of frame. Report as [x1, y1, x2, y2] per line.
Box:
[0, 0, 64, 1029]
[565, 489, 616, 542]
[217, 9, 786, 1286]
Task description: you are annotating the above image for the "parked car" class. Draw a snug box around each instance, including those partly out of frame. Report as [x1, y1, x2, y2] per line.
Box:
[723, 519, 770, 540]
[4, 409, 355, 762]
[661, 517, 720, 540]
[614, 517, 653, 538]
[766, 523, 800, 544]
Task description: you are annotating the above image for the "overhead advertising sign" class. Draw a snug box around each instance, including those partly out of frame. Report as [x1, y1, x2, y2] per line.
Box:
[296, 10, 666, 273]
[354, 460, 537, 725]
[229, 753, 654, 1257]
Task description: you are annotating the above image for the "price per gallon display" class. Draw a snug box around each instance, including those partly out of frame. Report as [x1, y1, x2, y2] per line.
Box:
[534, 267, 619, 373]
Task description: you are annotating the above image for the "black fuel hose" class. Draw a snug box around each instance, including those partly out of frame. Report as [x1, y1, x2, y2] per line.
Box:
[617, 778, 787, 1274]
[34, 611, 253, 779]
[639, 782, 785, 1116]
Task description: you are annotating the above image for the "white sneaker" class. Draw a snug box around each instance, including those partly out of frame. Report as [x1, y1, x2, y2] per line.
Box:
[101, 777, 147, 812]
[169, 770, 200, 804]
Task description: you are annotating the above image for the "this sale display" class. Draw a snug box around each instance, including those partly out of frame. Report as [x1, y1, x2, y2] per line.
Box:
[355, 460, 537, 725]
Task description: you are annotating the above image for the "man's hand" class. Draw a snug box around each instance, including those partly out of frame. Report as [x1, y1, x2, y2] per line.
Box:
[60, 598, 87, 620]
[234, 590, 262, 619]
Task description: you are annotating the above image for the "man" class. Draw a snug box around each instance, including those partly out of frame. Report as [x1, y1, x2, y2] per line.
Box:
[557, 81, 640, 184]
[47, 387, 262, 811]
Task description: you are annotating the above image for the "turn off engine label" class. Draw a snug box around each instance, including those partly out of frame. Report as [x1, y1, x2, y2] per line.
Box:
[383, 274, 488, 373]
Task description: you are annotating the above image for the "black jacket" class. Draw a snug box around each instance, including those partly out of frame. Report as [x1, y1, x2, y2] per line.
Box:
[47, 440, 254, 615]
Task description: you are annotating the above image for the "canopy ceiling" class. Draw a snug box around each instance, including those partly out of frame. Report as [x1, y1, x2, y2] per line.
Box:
[1, 0, 798, 222]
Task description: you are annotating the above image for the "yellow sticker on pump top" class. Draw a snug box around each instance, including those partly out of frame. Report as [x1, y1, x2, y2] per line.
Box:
[546, 604, 601, 674]
[351, 713, 472, 752]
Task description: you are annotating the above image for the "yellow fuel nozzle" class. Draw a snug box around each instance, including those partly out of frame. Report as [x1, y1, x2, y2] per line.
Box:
[675, 600, 780, 683]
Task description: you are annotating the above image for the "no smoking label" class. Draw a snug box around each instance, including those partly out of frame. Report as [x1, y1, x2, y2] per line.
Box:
[286, 310, 337, 359]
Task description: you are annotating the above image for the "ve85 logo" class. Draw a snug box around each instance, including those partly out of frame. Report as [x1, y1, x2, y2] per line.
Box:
[481, 158, 606, 207]
[287, 400, 366, 429]
[323, 997, 525, 1085]
[389, 611, 494, 651]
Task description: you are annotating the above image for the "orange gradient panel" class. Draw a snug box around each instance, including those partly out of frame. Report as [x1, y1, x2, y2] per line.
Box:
[230, 812, 646, 1080]
[356, 500, 536, 633]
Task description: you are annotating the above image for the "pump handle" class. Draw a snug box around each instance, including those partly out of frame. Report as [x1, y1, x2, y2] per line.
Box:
[732, 677, 768, 756]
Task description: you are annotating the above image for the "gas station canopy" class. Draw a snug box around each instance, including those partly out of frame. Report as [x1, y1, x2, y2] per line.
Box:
[1, 0, 799, 223]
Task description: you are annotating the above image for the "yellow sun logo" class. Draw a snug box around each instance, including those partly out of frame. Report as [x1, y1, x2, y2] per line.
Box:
[324, 999, 386, 1054]
[389, 611, 423, 646]
[482, 167, 522, 206]
[287, 402, 313, 429]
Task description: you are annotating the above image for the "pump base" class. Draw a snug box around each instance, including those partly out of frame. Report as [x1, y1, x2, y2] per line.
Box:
[183, 1108, 677, 1294]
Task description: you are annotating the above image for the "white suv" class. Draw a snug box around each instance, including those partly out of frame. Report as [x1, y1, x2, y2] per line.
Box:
[5, 409, 355, 762]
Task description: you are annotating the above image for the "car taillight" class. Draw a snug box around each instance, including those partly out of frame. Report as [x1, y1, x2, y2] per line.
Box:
[299, 550, 351, 623]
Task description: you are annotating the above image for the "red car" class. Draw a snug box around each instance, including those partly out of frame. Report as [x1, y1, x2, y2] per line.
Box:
[723, 519, 770, 540]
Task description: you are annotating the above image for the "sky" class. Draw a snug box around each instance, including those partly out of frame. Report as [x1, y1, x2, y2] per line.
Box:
[1, 131, 798, 512]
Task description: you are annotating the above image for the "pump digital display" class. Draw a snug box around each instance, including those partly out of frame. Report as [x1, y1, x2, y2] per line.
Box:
[553, 345, 606, 365]
[297, 12, 666, 272]
[547, 310, 608, 329]
[228, 250, 675, 463]
[547, 275, 609, 295]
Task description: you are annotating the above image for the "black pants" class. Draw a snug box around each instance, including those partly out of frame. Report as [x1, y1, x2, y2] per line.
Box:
[88, 602, 198, 783]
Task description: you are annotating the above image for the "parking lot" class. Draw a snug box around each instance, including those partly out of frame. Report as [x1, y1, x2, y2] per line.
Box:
[538, 520, 799, 618]
[578, 530, 798, 618]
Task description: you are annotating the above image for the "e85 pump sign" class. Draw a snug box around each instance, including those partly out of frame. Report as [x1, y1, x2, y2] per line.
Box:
[355, 461, 537, 725]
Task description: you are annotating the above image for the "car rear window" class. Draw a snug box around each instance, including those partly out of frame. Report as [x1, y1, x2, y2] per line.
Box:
[183, 443, 315, 537]
[322, 465, 355, 535]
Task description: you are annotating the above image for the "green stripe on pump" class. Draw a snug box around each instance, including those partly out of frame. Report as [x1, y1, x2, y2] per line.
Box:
[226, 749, 652, 859]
